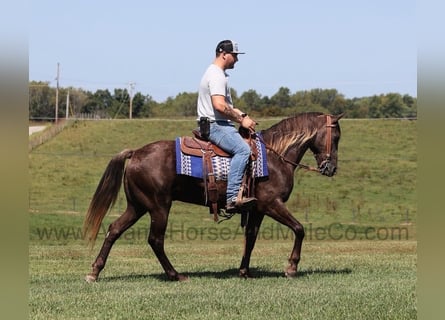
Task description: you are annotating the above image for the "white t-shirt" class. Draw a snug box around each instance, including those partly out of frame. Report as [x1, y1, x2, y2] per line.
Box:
[197, 64, 233, 121]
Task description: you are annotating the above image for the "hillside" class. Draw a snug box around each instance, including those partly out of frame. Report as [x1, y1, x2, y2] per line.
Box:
[29, 117, 416, 238]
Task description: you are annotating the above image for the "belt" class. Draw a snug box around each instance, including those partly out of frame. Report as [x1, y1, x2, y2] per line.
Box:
[210, 120, 231, 124]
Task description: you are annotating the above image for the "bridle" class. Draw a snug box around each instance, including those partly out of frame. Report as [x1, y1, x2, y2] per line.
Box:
[257, 114, 335, 173]
[318, 114, 337, 175]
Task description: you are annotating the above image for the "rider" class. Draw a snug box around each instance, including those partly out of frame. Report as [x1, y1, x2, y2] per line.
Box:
[197, 39, 257, 213]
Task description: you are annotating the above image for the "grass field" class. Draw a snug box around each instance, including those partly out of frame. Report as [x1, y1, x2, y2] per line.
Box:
[29, 117, 417, 319]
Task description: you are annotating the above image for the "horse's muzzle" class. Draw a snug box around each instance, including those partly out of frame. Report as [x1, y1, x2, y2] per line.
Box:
[319, 160, 336, 177]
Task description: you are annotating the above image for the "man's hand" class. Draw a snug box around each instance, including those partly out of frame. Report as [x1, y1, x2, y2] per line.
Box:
[240, 115, 257, 132]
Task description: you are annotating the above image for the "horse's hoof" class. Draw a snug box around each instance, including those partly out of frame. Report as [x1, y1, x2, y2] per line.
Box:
[168, 273, 189, 282]
[239, 269, 254, 279]
[85, 274, 97, 283]
[177, 274, 189, 282]
[285, 270, 297, 278]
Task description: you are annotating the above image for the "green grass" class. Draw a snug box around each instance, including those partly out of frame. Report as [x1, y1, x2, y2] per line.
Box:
[29, 239, 416, 319]
[29, 117, 417, 319]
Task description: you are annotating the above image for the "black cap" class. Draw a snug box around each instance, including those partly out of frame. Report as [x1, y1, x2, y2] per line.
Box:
[215, 40, 245, 54]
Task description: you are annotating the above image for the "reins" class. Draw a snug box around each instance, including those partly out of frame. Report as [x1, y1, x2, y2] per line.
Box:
[255, 114, 334, 173]
[256, 134, 319, 172]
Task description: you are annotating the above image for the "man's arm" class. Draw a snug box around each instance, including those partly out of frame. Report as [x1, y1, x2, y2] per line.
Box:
[211, 95, 244, 122]
[211, 95, 256, 131]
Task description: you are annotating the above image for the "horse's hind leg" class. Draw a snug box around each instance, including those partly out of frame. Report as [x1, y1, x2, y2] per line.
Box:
[86, 204, 144, 282]
[239, 212, 265, 278]
[147, 207, 188, 281]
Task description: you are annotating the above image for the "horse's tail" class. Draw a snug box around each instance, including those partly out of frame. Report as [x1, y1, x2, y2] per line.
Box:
[83, 149, 134, 247]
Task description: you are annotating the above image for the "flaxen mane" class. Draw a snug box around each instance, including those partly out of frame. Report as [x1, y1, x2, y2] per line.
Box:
[264, 112, 321, 156]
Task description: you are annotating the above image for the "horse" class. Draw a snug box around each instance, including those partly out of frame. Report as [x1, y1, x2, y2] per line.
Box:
[83, 112, 343, 282]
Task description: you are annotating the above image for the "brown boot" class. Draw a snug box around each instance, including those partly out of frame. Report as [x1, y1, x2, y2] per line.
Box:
[226, 197, 257, 213]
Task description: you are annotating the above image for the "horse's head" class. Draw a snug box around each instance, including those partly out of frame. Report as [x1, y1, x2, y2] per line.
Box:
[310, 113, 344, 177]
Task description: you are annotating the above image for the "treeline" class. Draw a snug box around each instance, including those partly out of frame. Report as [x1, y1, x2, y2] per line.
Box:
[29, 81, 417, 120]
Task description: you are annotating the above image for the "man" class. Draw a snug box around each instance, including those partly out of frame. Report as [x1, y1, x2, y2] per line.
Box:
[197, 39, 257, 213]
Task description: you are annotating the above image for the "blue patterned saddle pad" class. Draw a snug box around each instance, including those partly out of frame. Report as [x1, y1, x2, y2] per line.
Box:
[175, 135, 268, 180]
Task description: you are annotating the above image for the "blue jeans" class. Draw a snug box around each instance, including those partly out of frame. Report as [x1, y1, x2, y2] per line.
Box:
[209, 121, 251, 202]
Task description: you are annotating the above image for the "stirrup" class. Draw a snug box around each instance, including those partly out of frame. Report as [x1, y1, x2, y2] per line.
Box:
[217, 209, 237, 223]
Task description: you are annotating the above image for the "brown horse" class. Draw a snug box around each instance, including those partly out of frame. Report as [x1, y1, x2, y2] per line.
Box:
[83, 112, 343, 282]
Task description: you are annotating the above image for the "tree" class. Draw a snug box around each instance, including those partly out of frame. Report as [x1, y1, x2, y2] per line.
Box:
[81, 89, 113, 118]
[368, 95, 383, 118]
[240, 89, 263, 114]
[111, 88, 130, 118]
[29, 81, 417, 119]
[270, 87, 292, 109]
[29, 81, 54, 120]
[65, 87, 89, 117]
[130, 92, 147, 118]
[380, 93, 407, 118]
[402, 94, 417, 118]
[172, 92, 198, 117]
[140, 94, 158, 118]
[291, 90, 312, 113]
[289, 90, 330, 114]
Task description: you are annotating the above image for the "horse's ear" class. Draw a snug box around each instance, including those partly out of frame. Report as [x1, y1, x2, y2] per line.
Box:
[332, 113, 345, 122]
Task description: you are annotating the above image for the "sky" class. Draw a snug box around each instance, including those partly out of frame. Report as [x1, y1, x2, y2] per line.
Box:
[29, 0, 417, 102]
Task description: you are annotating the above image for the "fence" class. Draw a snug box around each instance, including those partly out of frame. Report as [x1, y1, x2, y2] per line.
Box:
[28, 120, 73, 151]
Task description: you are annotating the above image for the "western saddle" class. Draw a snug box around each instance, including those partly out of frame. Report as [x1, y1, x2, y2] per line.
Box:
[179, 128, 258, 222]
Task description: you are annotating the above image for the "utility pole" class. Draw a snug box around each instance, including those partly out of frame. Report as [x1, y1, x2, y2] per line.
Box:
[55, 62, 60, 124]
[65, 90, 70, 120]
[128, 82, 135, 119]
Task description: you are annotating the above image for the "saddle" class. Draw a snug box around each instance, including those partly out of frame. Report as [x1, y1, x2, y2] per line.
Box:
[179, 128, 258, 222]
[181, 132, 231, 158]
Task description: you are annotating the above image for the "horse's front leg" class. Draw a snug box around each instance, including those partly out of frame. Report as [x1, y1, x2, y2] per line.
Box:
[239, 212, 265, 278]
[285, 221, 305, 278]
[267, 199, 305, 278]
